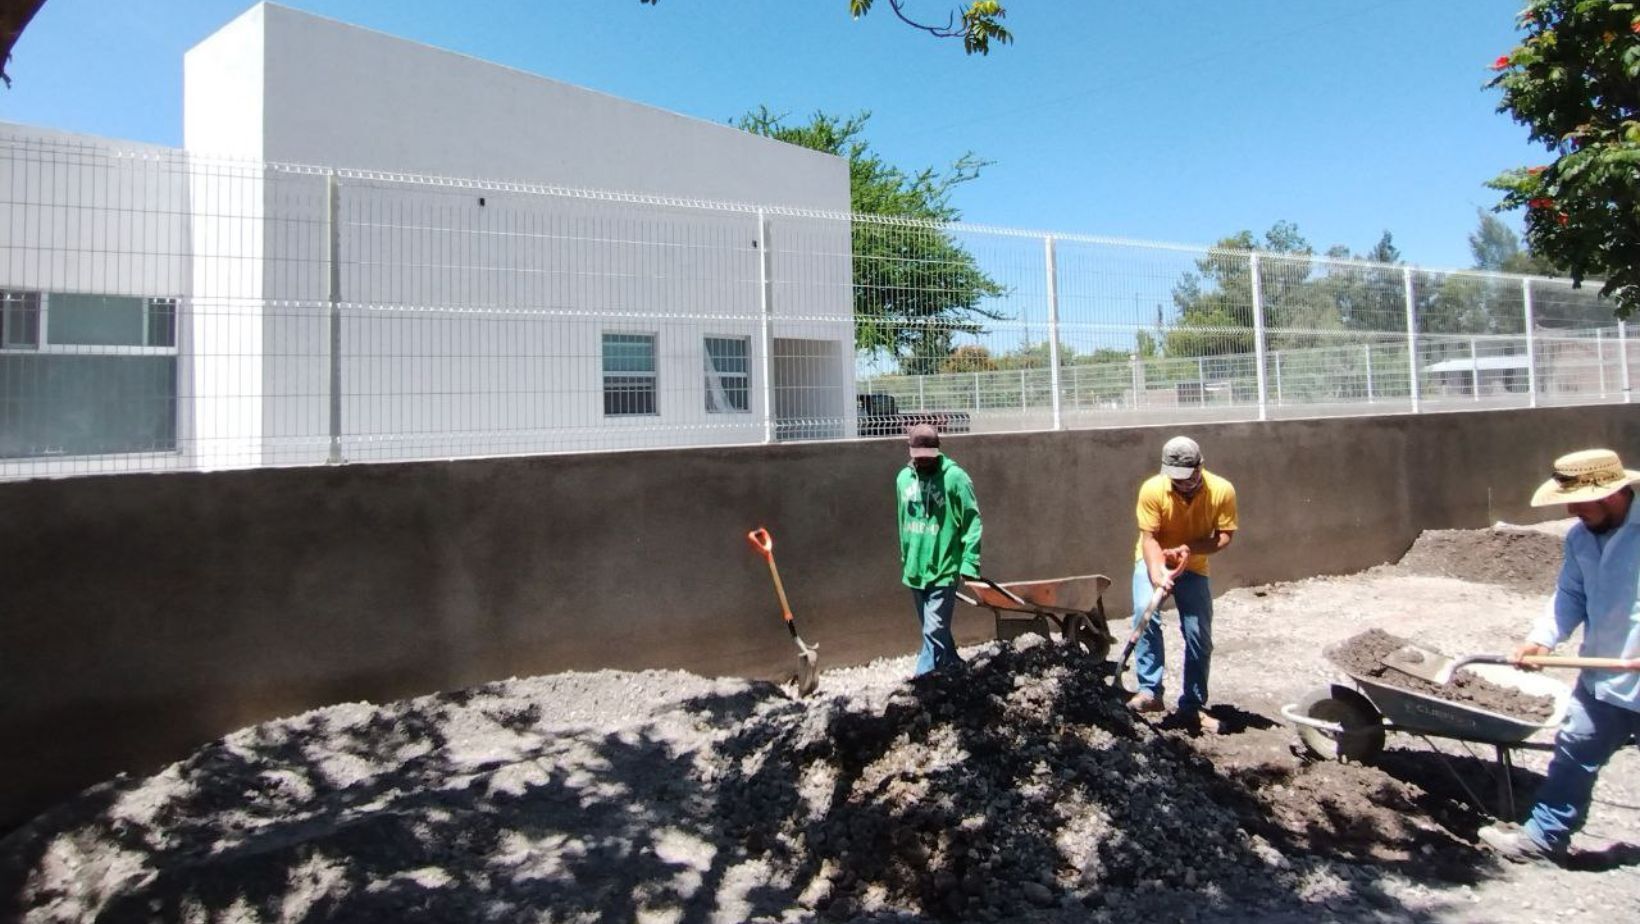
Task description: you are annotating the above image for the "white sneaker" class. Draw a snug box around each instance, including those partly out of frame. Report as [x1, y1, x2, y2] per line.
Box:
[1477, 823, 1561, 866]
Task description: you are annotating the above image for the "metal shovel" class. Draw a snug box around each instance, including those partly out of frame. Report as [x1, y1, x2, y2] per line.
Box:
[747, 527, 820, 697]
[1382, 642, 1640, 686]
[1111, 555, 1188, 692]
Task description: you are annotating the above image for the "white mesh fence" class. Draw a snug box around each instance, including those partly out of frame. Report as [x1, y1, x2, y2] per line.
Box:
[0, 133, 1631, 480]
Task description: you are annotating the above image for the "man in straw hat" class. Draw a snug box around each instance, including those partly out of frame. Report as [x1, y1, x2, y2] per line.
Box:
[1478, 448, 1640, 864]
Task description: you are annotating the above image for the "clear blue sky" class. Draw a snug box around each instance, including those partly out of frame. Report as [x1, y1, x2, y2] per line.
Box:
[0, 0, 1537, 271]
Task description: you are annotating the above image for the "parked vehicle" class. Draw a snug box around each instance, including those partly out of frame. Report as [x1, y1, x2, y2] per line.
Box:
[856, 393, 972, 437]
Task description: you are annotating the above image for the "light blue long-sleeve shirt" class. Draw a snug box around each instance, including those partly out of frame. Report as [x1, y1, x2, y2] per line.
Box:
[1527, 496, 1640, 712]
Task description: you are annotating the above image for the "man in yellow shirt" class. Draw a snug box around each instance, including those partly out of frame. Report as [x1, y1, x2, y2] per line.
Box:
[1128, 436, 1238, 732]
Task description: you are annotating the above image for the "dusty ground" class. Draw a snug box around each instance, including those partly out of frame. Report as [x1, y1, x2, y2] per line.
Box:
[2, 522, 1637, 922]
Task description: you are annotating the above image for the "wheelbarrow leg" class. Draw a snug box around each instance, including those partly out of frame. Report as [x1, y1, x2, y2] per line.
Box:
[1496, 745, 1517, 820]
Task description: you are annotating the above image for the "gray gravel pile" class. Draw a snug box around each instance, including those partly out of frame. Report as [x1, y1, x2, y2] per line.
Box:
[0, 636, 1321, 923]
[705, 636, 1293, 920]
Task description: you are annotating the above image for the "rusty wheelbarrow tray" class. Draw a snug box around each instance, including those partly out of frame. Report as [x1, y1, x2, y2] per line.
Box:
[957, 573, 1115, 662]
[1281, 662, 1571, 819]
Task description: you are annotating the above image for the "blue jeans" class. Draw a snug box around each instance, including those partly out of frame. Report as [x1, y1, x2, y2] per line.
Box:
[909, 585, 962, 677]
[1524, 682, 1640, 853]
[1130, 560, 1214, 711]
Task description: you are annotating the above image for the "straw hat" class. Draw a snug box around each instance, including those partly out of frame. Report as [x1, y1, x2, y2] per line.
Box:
[1530, 449, 1640, 507]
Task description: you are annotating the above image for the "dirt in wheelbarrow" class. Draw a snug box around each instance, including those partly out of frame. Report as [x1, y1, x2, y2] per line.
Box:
[1327, 628, 1557, 723]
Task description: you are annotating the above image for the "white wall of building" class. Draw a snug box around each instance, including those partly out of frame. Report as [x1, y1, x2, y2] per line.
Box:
[177, 2, 856, 463]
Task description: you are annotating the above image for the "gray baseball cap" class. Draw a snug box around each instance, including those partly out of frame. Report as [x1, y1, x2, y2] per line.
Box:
[1160, 436, 1202, 479]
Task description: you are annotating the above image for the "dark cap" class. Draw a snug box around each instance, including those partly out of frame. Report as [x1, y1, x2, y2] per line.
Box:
[907, 423, 941, 459]
[1160, 436, 1202, 479]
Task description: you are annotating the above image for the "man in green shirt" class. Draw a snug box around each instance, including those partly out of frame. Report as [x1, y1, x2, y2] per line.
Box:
[896, 424, 983, 676]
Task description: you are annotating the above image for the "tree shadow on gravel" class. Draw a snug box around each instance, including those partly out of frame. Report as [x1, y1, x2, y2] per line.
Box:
[0, 647, 1559, 923]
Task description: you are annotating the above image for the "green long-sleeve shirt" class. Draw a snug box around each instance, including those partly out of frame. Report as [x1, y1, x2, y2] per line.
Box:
[896, 456, 982, 588]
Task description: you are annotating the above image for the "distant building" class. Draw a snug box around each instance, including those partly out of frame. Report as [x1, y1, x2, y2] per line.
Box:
[1, 3, 854, 475]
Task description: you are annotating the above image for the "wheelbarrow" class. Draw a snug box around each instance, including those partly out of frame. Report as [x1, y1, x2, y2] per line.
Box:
[1282, 660, 1571, 818]
[957, 573, 1115, 662]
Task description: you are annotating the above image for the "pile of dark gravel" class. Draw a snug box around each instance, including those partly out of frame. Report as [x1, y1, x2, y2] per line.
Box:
[1, 637, 1333, 923]
[701, 636, 1310, 921]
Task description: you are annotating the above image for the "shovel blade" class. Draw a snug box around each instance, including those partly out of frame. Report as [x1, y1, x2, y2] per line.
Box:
[1380, 643, 1458, 685]
[794, 644, 820, 697]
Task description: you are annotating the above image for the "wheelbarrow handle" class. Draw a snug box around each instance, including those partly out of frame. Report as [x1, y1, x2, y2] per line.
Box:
[979, 577, 1032, 609]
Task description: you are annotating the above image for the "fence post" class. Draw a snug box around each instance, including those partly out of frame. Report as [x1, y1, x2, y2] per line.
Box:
[757, 210, 776, 443]
[1594, 329, 1606, 398]
[1621, 320, 1632, 404]
[1129, 356, 1140, 409]
[1250, 252, 1268, 421]
[974, 371, 981, 411]
[1364, 345, 1374, 403]
[1045, 235, 1064, 430]
[1019, 368, 1027, 412]
[1197, 356, 1206, 405]
[1403, 267, 1419, 413]
[1522, 278, 1538, 408]
[1274, 350, 1283, 406]
[918, 375, 926, 411]
[1468, 337, 1480, 401]
[326, 172, 343, 464]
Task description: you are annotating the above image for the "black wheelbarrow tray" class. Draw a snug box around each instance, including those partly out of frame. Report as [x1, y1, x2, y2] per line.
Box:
[957, 573, 1116, 662]
[1281, 659, 1571, 818]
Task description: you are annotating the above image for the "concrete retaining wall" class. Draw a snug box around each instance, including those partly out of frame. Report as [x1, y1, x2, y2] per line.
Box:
[2, 405, 1636, 828]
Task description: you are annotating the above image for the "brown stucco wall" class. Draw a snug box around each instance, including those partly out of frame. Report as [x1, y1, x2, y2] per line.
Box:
[2, 404, 1636, 828]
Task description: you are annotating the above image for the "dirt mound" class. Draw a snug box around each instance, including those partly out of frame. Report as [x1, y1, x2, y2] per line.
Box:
[1394, 527, 1563, 594]
[0, 640, 1348, 923]
[1328, 629, 1556, 723]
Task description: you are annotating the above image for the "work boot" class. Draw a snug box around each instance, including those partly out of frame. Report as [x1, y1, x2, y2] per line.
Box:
[1477, 823, 1561, 866]
[1127, 691, 1164, 714]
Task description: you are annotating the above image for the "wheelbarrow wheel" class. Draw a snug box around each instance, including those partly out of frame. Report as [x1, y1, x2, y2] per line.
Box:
[1062, 613, 1111, 662]
[1294, 684, 1385, 763]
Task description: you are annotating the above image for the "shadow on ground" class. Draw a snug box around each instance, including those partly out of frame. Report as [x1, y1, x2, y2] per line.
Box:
[1, 643, 1605, 922]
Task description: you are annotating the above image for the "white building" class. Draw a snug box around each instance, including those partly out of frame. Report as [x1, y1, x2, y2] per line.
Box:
[1, 2, 855, 476]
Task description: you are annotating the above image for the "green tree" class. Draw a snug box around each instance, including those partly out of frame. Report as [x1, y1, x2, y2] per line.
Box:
[1166, 222, 1331, 357]
[1469, 209, 1554, 275]
[1487, 0, 1640, 318]
[938, 344, 997, 373]
[737, 107, 1006, 375]
[641, 0, 1011, 55]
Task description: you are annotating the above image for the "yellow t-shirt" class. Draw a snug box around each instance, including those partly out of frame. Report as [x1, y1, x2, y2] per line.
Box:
[1132, 470, 1238, 577]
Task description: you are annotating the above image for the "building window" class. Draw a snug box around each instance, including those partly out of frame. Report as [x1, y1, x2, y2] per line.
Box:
[603, 332, 657, 416]
[704, 336, 750, 413]
[1, 290, 41, 349]
[0, 290, 180, 459]
[147, 298, 178, 347]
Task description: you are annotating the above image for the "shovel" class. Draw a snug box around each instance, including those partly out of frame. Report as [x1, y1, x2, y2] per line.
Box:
[747, 527, 820, 697]
[1111, 554, 1189, 691]
[1381, 642, 1640, 686]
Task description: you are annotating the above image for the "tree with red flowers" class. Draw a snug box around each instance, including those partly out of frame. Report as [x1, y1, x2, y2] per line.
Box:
[1488, 1, 1640, 318]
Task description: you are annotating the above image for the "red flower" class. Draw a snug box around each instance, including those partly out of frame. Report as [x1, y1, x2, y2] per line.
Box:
[1633, 21, 1640, 34]
[1557, 213, 1569, 226]
[1490, 55, 1511, 70]
[1527, 166, 1546, 175]
[1528, 198, 1555, 209]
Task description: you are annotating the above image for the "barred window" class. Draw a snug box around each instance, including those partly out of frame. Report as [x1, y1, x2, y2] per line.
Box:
[1, 290, 41, 349]
[602, 332, 657, 416]
[704, 336, 749, 413]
